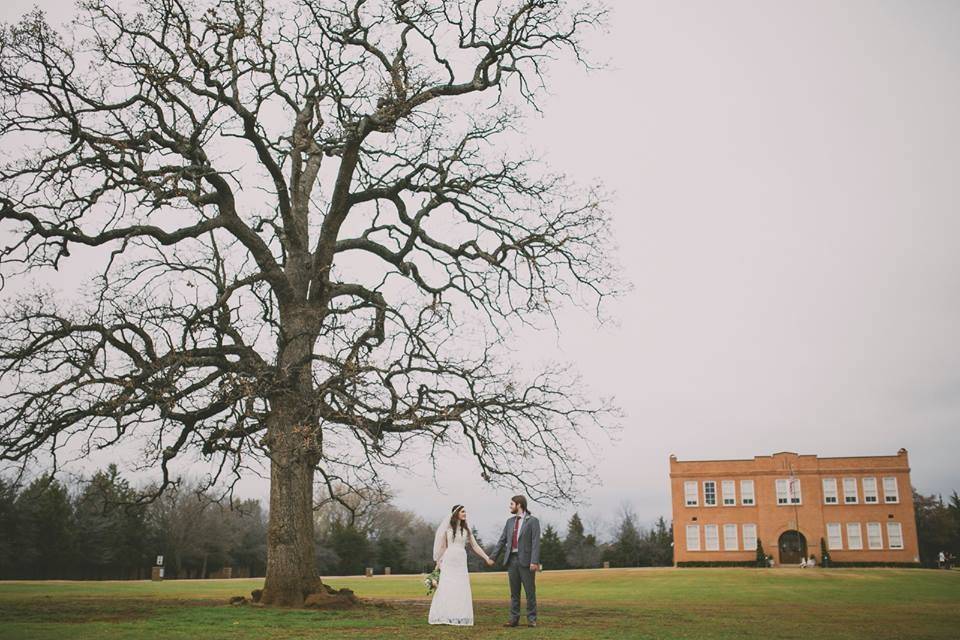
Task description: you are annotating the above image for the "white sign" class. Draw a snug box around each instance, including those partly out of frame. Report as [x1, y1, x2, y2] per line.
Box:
[156, 555, 164, 566]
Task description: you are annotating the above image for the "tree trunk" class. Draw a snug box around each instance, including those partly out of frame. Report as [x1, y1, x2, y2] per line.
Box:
[260, 448, 322, 606]
[258, 308, 357, 608]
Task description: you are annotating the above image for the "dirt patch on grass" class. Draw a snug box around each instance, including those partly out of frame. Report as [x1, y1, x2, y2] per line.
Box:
[0, 597, 213, 624]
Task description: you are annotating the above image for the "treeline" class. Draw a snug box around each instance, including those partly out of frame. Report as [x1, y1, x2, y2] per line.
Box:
[0, 466, 675, 580]
[538, 511, 674, 569]
[913, 489, 960, 567]
[0, 465, 266, 580]
[312, 497, 676, 574]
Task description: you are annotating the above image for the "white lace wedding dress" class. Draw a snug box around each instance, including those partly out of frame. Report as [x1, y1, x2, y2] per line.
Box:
[428, 526, 490, 626]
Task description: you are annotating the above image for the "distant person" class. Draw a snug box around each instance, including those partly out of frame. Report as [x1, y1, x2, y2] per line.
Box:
[938, 551, 946, 569]
[800, 557, 808, 568]
[808, 555, 817, 567]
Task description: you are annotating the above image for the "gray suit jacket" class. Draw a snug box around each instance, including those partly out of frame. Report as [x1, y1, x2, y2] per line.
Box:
[492, 514, 541, 567]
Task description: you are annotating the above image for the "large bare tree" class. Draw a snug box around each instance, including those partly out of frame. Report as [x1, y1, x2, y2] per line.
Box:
[0, 0, 618, 606]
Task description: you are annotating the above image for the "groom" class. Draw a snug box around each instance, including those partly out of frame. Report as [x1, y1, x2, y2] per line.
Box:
[491, 495, 541, 628]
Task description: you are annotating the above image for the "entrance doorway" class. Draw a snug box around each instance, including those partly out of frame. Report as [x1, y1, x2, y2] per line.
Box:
[778, 530, 807, 565]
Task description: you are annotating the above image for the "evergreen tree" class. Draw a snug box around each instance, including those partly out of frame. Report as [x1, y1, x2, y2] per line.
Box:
[538, 525, 567, 570]
[914, 490, 956, 567]
[73, 465, 149, 579]
[15, 475, 75, 579]
[329, 521, 371, 575]
[564, 513, 601, 568]
[609, 509, 642, 567]
[756, 539, 768, 567]
[564, 513, 586, 568]
[376, 535, 408, 573]
[0, 479, 20, 578]
[647, 516, 674, 566]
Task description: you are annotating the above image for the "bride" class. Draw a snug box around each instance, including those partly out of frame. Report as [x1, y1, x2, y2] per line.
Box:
[429, 504, 494, 626]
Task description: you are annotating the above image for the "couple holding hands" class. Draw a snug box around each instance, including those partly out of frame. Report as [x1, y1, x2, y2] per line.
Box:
[429, 495, 541, 628]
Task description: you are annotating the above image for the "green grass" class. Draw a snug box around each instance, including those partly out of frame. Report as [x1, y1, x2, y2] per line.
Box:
[1, 568, 958, 639]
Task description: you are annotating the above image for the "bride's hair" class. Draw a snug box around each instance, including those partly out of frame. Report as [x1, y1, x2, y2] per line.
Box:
[449, 504, 469, 537]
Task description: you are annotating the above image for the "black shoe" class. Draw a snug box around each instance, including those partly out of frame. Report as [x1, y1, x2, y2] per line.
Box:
[503, 620, 519, 627]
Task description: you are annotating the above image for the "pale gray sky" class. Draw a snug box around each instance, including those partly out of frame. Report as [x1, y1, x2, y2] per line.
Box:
[2, 0, 959, 541]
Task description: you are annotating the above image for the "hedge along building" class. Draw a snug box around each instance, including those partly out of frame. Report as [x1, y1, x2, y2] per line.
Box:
[669, 450, 920, 566]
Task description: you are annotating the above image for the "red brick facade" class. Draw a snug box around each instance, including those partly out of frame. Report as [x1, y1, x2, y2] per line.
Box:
[670, 450, 920, 565]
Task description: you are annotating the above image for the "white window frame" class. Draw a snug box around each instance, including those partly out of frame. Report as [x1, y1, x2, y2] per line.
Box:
[883, 477, 900, 504]
[846, 523, 863, 550]
[722, 480, 736, 506]
[742, 523, 758, 551]
[684, 481, 698, 507]
[686, 524, 701, 551]
[775, 479, 789, 505]
[826, 523, 843, 550]
[862, 477, 879, 504]
[704, 524, 720, 551]
[790, 478, 802, 504]
[703, 480, 717, 507]
[779, 477, 802, 504]
[843, 477, 859, 504]
[723, 524, 738, 551]
[740, 479, 755, 506]
[866, 522, 883, 550]
[822, 478, 838, 504]
[887, 522, 904, 549]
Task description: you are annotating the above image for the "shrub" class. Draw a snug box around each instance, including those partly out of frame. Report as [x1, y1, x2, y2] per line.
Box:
[756, 540, 768, 567]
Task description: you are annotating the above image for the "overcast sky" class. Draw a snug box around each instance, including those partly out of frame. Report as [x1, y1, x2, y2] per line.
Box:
[2, 0, 959, 542]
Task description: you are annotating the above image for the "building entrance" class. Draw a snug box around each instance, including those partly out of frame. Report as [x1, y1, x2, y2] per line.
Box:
[778, 530, 807, 565]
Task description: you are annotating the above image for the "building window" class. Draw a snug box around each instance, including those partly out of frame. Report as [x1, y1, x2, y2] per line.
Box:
[724, 524, 738, 551]
[826, 523, 843, 550]
[776, 479, 789, 505]
[740, 479, 755, 505]
[846, 523, 863, 550]
[722, 480, 736, 506]
[867, 522, 883, 550]
[862, 477, 879, 503]
[686, 524, 701, 551]
[822, 478, 838, 504]
[883, 477, 900, 503]
[684, 481, 698, 507]
[776, 478, 801, 505]
[843, 477, 859, 504]
[703, 481, 717, 507]
[704, 524, 720, 551]
[742, 523, 758, 550]
[887, 522, 904, 549]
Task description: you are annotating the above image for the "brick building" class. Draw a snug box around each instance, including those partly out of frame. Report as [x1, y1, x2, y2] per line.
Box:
[669, 449, 920, 566]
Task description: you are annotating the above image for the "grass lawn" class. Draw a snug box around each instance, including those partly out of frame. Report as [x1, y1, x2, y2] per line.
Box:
[1, 567, 958, 639]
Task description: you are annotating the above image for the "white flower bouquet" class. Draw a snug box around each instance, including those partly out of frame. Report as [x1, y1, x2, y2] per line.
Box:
[424, 567, 440, 595]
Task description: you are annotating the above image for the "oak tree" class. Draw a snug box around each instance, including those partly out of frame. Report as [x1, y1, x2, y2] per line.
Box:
[0, 0, 618, 605]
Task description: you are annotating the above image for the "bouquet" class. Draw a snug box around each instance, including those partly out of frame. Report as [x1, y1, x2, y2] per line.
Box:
[424, 567, 440, 595]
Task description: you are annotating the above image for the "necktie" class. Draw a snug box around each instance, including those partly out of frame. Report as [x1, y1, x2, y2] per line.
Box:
[512, 516, 521, 550]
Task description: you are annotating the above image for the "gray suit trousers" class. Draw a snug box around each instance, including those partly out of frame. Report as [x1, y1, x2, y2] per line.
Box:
[507, 552, 537, 622]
